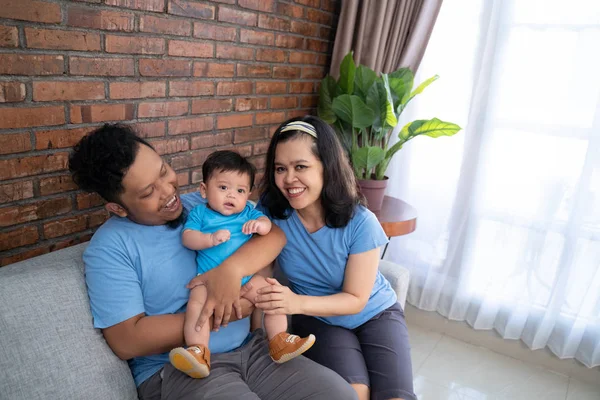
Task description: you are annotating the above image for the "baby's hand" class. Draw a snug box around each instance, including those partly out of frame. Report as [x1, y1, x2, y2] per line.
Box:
[211, 229, 230, 246]
[242, 219, 271, 236]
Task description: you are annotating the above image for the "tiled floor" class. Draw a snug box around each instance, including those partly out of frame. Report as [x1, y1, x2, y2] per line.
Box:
[408, 325, 600, 400]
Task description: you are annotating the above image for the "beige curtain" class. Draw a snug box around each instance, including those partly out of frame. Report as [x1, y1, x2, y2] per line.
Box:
[330, 0, 443, 76]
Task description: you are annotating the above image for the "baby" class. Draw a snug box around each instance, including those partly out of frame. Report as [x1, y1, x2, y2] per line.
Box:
[169, 150, 315, 379]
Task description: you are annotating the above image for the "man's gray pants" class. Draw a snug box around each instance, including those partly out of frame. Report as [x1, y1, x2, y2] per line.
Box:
[138, 329, 358, 400]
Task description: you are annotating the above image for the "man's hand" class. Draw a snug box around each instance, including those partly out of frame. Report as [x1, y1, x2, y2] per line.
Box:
[186, 266, 247, 331]
[211, 229, 230, 246]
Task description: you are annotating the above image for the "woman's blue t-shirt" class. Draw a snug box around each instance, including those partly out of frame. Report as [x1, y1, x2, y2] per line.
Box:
[259, 204, 397, 329]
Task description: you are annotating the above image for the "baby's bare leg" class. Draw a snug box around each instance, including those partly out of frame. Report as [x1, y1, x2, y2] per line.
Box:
[242, 275, 287, 340]
[184, 285, 211, 346]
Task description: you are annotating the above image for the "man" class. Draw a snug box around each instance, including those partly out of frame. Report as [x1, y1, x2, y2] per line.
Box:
[69, 124, 356, 399]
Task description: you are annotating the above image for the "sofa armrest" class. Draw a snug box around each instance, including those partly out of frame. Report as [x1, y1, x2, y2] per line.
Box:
[379, 260, 410, 310]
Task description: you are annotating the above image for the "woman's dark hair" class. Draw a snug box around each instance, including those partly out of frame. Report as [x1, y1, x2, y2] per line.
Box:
[259, 115, 365, 228]
[69, 124, 153, 204]
[202, 150, 256, 188]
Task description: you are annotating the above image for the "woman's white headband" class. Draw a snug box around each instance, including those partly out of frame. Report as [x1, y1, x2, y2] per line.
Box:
[280, 121, 317, 139]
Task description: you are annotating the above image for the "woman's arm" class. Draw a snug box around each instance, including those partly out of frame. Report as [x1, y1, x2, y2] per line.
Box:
[255, 247, 380, 316]
[187, 224, 286, 330]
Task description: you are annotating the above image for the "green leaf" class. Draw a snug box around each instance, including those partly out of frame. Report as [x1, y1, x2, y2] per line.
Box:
[403, 75, 439, 106]
[399, 118, 461, 141]
[352, 146, 385, 172]
[332, 94, 375, 129]
[354, 65, 377, 100]
[388, 68, 414, 109]
[381, 74, 398, 128]
[338, 52, 356, 95]
[317, 75, 339, 124]
[367, 79, 397, 139]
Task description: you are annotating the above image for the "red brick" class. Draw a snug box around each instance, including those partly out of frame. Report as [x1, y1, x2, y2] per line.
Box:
[169, 80, 214, 97]
[140, 15, 191, 36]
[291, 21, 319, 37]
[190, 149, 215, 167]
[276, 34, 304, 49]
[105, 0, 165, 12]
[271, 97, 298, 109]
[301, 66, 326, 79]
[0, 0, 61, 23]
[0, 54, 63, 76]
[151, 137, 189, 155]
[25, 28, 101, 51]
[39, 175, 78, 196]
[307, 39, 328, 53]
[168, 0, 215, 20]
[322, 0, 336, 12]
[237, 64, 271, 77]
[168, 40, 213, 57]
[0, 153, 68, 180]
[67, 6, 134, 31]
[191, 99, 232, 114]
[306, 8, 333, 25]
[193, 62, 234, 78]
[235, 98, 268, 112]
[139, 59, 191, 77]
[138, 101, 188, 118]
[256, 81, 286, 95]
[191, 131, 232, 149]
[35, 127, 91, 150]
[76, 192, 104, 209]
[0, 132, 30, 155]
[240, 29, 274, 46]
[170, 154, 192, 170]
[320, 26, 333, 39]
[0, 25, 19, 48]
[276, 2, 303, 18]
[51, 234, 92, 252]
[273, 66, 301, 79]
[253, 140, 270, 155]
[0, 106, 64, 129]
[258, 15, 290, 32]
[168, 116, 214, 135]
[218, 7, 257, 26]
[33, 81, 104, 102]
[256, 48, 286, 63]
[88, 209, 109, 228]
[177, 172, 189, 186]
[43, 215, 87, 239]
[0, 73, 31, 98]
[0, 181, 34, 203]
[290, 81, 314, 93]
[234, 127, 267, 144]
[131, 121, 166, 138]
[301, 95, 318, 108]
[0, 197, 71, 228]
[106, 35, 165, 54]
[110, 81, 166, 99]
[216, 82, 252, 96]
[286, 109, 308, 119]
[70, 57, 134, 76]
[71, 104, 134, 123]
[289, 52, 317, 64]
[217, 114, 253, 130]
[295, 0, 320, 7]
[256, 111, 285, 125]
[250, 155, 266, 170]
[316, 54, 328, 65]
[0, 226, 38, 252]
[239, 0, 274, 12]
[216, 44, 253, 60]
[194, 22, 236, 41]
[1, 246, 49, 266]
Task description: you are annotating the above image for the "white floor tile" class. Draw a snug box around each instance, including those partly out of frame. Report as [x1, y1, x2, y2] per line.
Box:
[408, 325, 443, 374]
[566, 378, 600, 400]
[413, 375, 484, 400]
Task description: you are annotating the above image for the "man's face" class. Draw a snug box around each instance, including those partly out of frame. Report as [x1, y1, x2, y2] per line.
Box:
[116, 144, 183, 226]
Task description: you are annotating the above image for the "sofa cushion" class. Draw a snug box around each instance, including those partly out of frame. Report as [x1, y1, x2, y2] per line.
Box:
[0, 243, 138, 400]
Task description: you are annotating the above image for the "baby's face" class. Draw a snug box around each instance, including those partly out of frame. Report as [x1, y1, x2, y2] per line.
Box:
[201, 169, 251, 216]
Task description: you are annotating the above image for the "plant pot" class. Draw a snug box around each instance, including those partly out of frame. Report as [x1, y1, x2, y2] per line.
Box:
[357, 177, 388, 212]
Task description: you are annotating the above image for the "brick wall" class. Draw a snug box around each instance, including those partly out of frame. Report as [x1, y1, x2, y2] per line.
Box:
[0, 0, 338, 266]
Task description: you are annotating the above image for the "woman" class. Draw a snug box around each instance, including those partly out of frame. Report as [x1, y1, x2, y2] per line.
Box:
[255, 116, 416, 400]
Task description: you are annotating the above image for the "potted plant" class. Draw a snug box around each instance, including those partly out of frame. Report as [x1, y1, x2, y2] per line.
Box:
[318, 51, 461, 211]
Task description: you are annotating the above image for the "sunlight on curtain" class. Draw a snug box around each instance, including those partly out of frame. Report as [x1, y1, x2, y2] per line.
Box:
[385, 0, 600, 367]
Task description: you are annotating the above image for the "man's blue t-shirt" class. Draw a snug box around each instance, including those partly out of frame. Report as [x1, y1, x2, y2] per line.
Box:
[184, 202, 264, 286]
[259, 204, 396, 329]
[83, 192, 250, 387]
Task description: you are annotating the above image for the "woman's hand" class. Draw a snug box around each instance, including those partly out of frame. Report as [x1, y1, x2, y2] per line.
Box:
[255, 278, 302, 315]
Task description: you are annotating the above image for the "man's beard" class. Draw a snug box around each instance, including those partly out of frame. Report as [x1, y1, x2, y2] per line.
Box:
[166, 207, 187, 229]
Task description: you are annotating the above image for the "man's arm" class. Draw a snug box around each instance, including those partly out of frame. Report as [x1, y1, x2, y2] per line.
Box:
[188, 224, 286, 331]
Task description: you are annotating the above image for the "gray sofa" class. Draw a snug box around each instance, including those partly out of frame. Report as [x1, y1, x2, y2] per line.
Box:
[0, 243, 409, 400]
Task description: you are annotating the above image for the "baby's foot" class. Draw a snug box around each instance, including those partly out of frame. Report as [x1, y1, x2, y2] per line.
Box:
[269, 332, 316, 364]
[169, 345, 211, 378]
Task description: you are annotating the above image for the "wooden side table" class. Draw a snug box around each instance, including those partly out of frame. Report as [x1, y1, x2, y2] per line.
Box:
[374, 196, 417, 258]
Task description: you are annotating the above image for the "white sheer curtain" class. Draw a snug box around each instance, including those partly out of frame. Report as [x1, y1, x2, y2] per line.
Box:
[385, 0, 600, 368]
